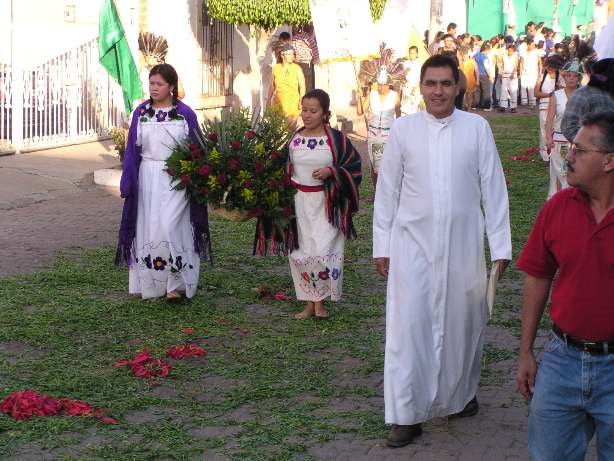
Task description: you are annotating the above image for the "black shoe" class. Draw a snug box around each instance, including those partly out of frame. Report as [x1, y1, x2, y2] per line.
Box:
[450, 396, 479, 418]
[497, 107, 506, 112]
[510, 108, 517, 113]
[386, 423, 423, 448]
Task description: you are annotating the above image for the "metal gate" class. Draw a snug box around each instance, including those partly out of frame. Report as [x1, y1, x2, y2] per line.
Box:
[0, 38, 124, 154]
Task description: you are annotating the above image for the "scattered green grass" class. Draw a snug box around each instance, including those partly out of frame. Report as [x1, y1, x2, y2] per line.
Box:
[0, 115, 547, 460]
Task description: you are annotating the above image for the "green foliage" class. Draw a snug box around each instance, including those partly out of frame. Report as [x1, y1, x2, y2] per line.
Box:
[206, 0, 387, 29]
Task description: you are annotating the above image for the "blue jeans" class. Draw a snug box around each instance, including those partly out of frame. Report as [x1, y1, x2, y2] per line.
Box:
[529, 331, 614, 461]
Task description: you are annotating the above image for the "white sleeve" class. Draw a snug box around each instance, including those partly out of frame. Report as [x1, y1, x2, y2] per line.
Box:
[372, 120, 404, 258]
[478, 120, 512, 261]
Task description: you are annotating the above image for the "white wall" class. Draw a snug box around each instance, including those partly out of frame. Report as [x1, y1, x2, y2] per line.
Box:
[0, 0, 143, 68]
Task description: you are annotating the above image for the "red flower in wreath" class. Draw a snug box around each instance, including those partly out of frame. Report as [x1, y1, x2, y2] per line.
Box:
[282, 175, 293, 187]
[200, 186, 210, 195]
[270, 151, 280, 162]
[189, 143, 202, 159]
[254, 161, 266, 174]
[217, 174, 228, 186]
[245, 129, 256, 140]
[167, 168, 175, 176]
[230, 140, 242, 151]
[198, 164, 211, 177]
[228, 158, 240, 170]
[207, 132, 218, 143]
[282, 206, 293, 217]
[180, 175, 191, 185]
[243, 179, 254, 189]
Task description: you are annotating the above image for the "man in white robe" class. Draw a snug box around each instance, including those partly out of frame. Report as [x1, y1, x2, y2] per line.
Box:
[373, 54, 512, 447]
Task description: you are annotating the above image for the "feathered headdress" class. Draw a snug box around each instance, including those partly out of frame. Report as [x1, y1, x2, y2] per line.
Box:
[358, 43, 406, 85]
[138, 32, 168, 62]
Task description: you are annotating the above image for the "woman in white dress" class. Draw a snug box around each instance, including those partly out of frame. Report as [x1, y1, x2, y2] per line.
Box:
[116, 64, 211, 301]
[545, 59, 582, 198]
[534, 54, 565, 162]
[288, 89, 362, 319]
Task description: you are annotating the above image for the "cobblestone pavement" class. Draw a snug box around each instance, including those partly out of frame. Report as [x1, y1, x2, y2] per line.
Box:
[1, 135, 599, 461]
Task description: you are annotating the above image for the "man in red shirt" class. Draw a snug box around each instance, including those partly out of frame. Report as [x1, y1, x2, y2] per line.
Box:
[516, 110, 614, 460]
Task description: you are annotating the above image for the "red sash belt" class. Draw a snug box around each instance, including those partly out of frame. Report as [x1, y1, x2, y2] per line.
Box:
[291, 180, 324, 193]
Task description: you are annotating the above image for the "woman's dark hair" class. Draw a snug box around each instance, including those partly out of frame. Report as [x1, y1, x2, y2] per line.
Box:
[146, 63, 179, 117]
[587, 58, 614, 97]
[302, 89, 331, 124]
[420, 54, 460, 84]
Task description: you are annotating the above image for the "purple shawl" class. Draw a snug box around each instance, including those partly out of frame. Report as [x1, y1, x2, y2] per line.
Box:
[115, 100, 213, 267]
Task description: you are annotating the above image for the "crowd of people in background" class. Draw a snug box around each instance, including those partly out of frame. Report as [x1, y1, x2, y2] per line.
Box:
[425, 21, 598, 114]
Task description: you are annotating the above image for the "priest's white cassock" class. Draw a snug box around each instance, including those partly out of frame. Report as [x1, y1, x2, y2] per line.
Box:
[373, 109, 512, 425]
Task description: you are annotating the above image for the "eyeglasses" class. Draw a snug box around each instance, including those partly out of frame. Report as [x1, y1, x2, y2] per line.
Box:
[569, 144, 613, 155]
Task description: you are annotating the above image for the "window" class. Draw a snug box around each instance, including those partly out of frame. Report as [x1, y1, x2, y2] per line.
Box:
[200, 5, 234, 98]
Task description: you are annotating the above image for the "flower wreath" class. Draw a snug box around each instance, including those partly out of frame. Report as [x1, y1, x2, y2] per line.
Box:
[165, 107, 295, 226]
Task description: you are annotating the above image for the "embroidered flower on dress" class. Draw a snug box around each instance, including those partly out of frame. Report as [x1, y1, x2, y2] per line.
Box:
[307, 139, 318, 150]
[301, 272, 310, 282]
[143, 255, 152, 269]
[293, 137, 302, 147]
[325, 138, 331, 146]
[318, 269, 330, 280]
[155, 110, 167, 122]
[331, 268, 341, 280]
[152, 256, 167, 271]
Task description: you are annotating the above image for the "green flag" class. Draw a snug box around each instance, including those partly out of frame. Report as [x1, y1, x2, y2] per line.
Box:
[99, 0, 143, 114]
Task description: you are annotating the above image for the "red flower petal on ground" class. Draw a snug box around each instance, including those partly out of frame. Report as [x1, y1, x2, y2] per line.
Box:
[526, 146, 538, 154]
[166, 344, 206, 359]
[116, 349, 172, 379]
[207, 132, 218, 142]
[230, 140, 242, 150]
[96, 416, 119, 425]
[272, 290, 290, 301]
[61, 399, 94, 416]
[245, 129, 256, 140]
[182, 327, 195, 334]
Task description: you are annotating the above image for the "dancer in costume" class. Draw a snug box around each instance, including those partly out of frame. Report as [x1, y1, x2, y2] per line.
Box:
[268, 44, 306, 126]
[358, 45, 404, 189]
[288, 89, 362, 320]
[116, 64, 212, 301]
[545, 59, 582, 197]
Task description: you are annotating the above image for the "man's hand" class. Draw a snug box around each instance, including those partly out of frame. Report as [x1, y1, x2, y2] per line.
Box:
[516, 350, 537, 400]
[495, 259, 510, 279]
[375, 257, 389, 278]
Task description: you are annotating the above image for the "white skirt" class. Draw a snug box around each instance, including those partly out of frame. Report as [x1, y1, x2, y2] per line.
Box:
[289, 190, 345, 301]
[129, 159, 200, 299]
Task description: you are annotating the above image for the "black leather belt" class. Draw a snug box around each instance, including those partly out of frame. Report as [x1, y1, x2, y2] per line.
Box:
[552, 324, 614, 355]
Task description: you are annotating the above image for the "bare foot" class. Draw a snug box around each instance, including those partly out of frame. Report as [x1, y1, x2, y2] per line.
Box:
[166, 290, 183, 301]
[294, 302, 315, 319]
[314, 301, 329, 319]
